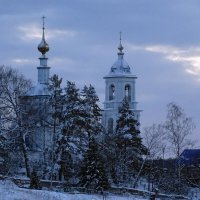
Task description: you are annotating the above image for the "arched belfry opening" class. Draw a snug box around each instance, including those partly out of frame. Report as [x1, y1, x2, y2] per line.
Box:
[109, 84, 115, 100]
[107, 118, 114, 134]
[125, 84, 131, 102]
[103, 35, 141, 132]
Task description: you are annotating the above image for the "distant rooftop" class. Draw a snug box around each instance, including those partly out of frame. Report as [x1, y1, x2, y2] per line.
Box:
[180, 149, 200, 166]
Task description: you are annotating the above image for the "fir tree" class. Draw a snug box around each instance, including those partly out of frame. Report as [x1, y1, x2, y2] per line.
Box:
[48, 74, 64, 180]
[78, 137, 109, 190]
[102, 133, 119, 184]
[81, 85, 103, 142]
[49, 74, 63, 123]
[114, 98, 147, 182]
[55, 81, 84, 182]
[62, 81, 86, 155]
[57, 146, 73, 183]
[63, 81, 83, 137]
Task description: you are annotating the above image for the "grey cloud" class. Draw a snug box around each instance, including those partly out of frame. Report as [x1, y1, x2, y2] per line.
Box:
[0, 0, 200, 147]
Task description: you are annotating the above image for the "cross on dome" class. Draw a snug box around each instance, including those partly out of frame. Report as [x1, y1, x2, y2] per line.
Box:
[118, 31, 124, 54]
[109, 33, 131, 75]
[38, 16, 49, 55]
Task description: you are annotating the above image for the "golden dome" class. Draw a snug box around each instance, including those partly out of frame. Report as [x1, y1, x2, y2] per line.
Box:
[38, 38, 49, 55]
[38, 16, 49, 55]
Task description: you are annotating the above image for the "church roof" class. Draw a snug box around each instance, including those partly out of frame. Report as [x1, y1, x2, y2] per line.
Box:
[106, 35, 135, 78]
[25, 17, 51, 97]
[180, 149, 200, 166]
[110, 54, 131, 75]
[26, 83, 51, 96]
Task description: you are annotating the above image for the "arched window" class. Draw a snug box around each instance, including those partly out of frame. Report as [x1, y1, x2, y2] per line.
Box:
[109, 84, 115, 100]
[125, 84, 131, 102]
[107, 118, 113, 134]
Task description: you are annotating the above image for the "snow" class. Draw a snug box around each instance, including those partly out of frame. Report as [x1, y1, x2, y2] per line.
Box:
[110, 58, 131, 75]
[27, 83, 50, 96]
[0, 180, 151, 200]
[1, 179, 198, 200]
[107, 50, 132, 76]
[188, 188, 200, 200]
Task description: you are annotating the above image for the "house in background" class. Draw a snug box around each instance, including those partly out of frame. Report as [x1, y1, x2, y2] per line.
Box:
[180, 149, 200, 167]
[179, 149, 200, 184]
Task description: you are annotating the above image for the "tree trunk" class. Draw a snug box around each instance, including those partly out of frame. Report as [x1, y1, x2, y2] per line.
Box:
[21, 136, 30, 177]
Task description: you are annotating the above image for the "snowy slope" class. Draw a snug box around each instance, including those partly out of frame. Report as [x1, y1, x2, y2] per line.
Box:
[0, 180, 149, 200]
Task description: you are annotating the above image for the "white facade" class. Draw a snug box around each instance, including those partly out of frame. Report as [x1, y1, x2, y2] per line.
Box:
[37, 56, 50, 85]
[102, 41, 141, 133]
[27, 21, 50, 97]
[21, 20, 52, 159]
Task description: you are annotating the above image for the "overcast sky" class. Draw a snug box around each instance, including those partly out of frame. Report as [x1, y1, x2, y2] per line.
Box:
[1, 0, 200, 147]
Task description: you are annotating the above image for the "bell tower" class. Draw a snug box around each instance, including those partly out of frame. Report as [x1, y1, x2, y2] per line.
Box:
[102, 34, 141, 133]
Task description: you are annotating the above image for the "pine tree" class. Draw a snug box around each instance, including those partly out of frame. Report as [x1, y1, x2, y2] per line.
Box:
[78, 85, 107, 190]
[48, 74, 64, 180]
[102, 133, 119, 184]
[57, 145, 73, 183]
[49, 74, 63, 125]
[78, 137, 109, 190]
[81, 85, 103, 142]
[114, 98, 147, 182]
[62, 81, 86, 156]
[54, 81, 84, 182]
[63, 81, 83, 138]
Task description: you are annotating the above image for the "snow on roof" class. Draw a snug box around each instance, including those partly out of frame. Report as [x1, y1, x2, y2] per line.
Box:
[109, 54, 131, 75]
[26, 83, 51, 96]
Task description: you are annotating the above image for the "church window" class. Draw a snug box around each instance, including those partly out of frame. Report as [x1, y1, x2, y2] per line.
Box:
[107, 118, 113, 134]
[125, 84, 131, 102]
[109, 84, 115, 100]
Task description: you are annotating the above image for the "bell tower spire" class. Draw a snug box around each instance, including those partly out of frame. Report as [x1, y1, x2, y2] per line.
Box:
[102, 35, 141, 133]
[37, 16, 50, 85]
[118, 31, 124, 54]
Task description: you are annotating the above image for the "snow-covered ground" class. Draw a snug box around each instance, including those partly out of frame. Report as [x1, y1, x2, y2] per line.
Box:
[2, 179, 200, 200]
[188, 188, 200, 200]
[0, 180, 150, 200]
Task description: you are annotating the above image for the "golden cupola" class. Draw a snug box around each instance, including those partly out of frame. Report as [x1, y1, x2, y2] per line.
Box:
[37, 16, 50, 86]
[38, 16, 49, 55]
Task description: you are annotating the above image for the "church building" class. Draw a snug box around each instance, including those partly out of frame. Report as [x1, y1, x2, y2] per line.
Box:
[20, 18, 52, 157]
[21, 20, 142, 155]
[102, 36, 141, 133]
